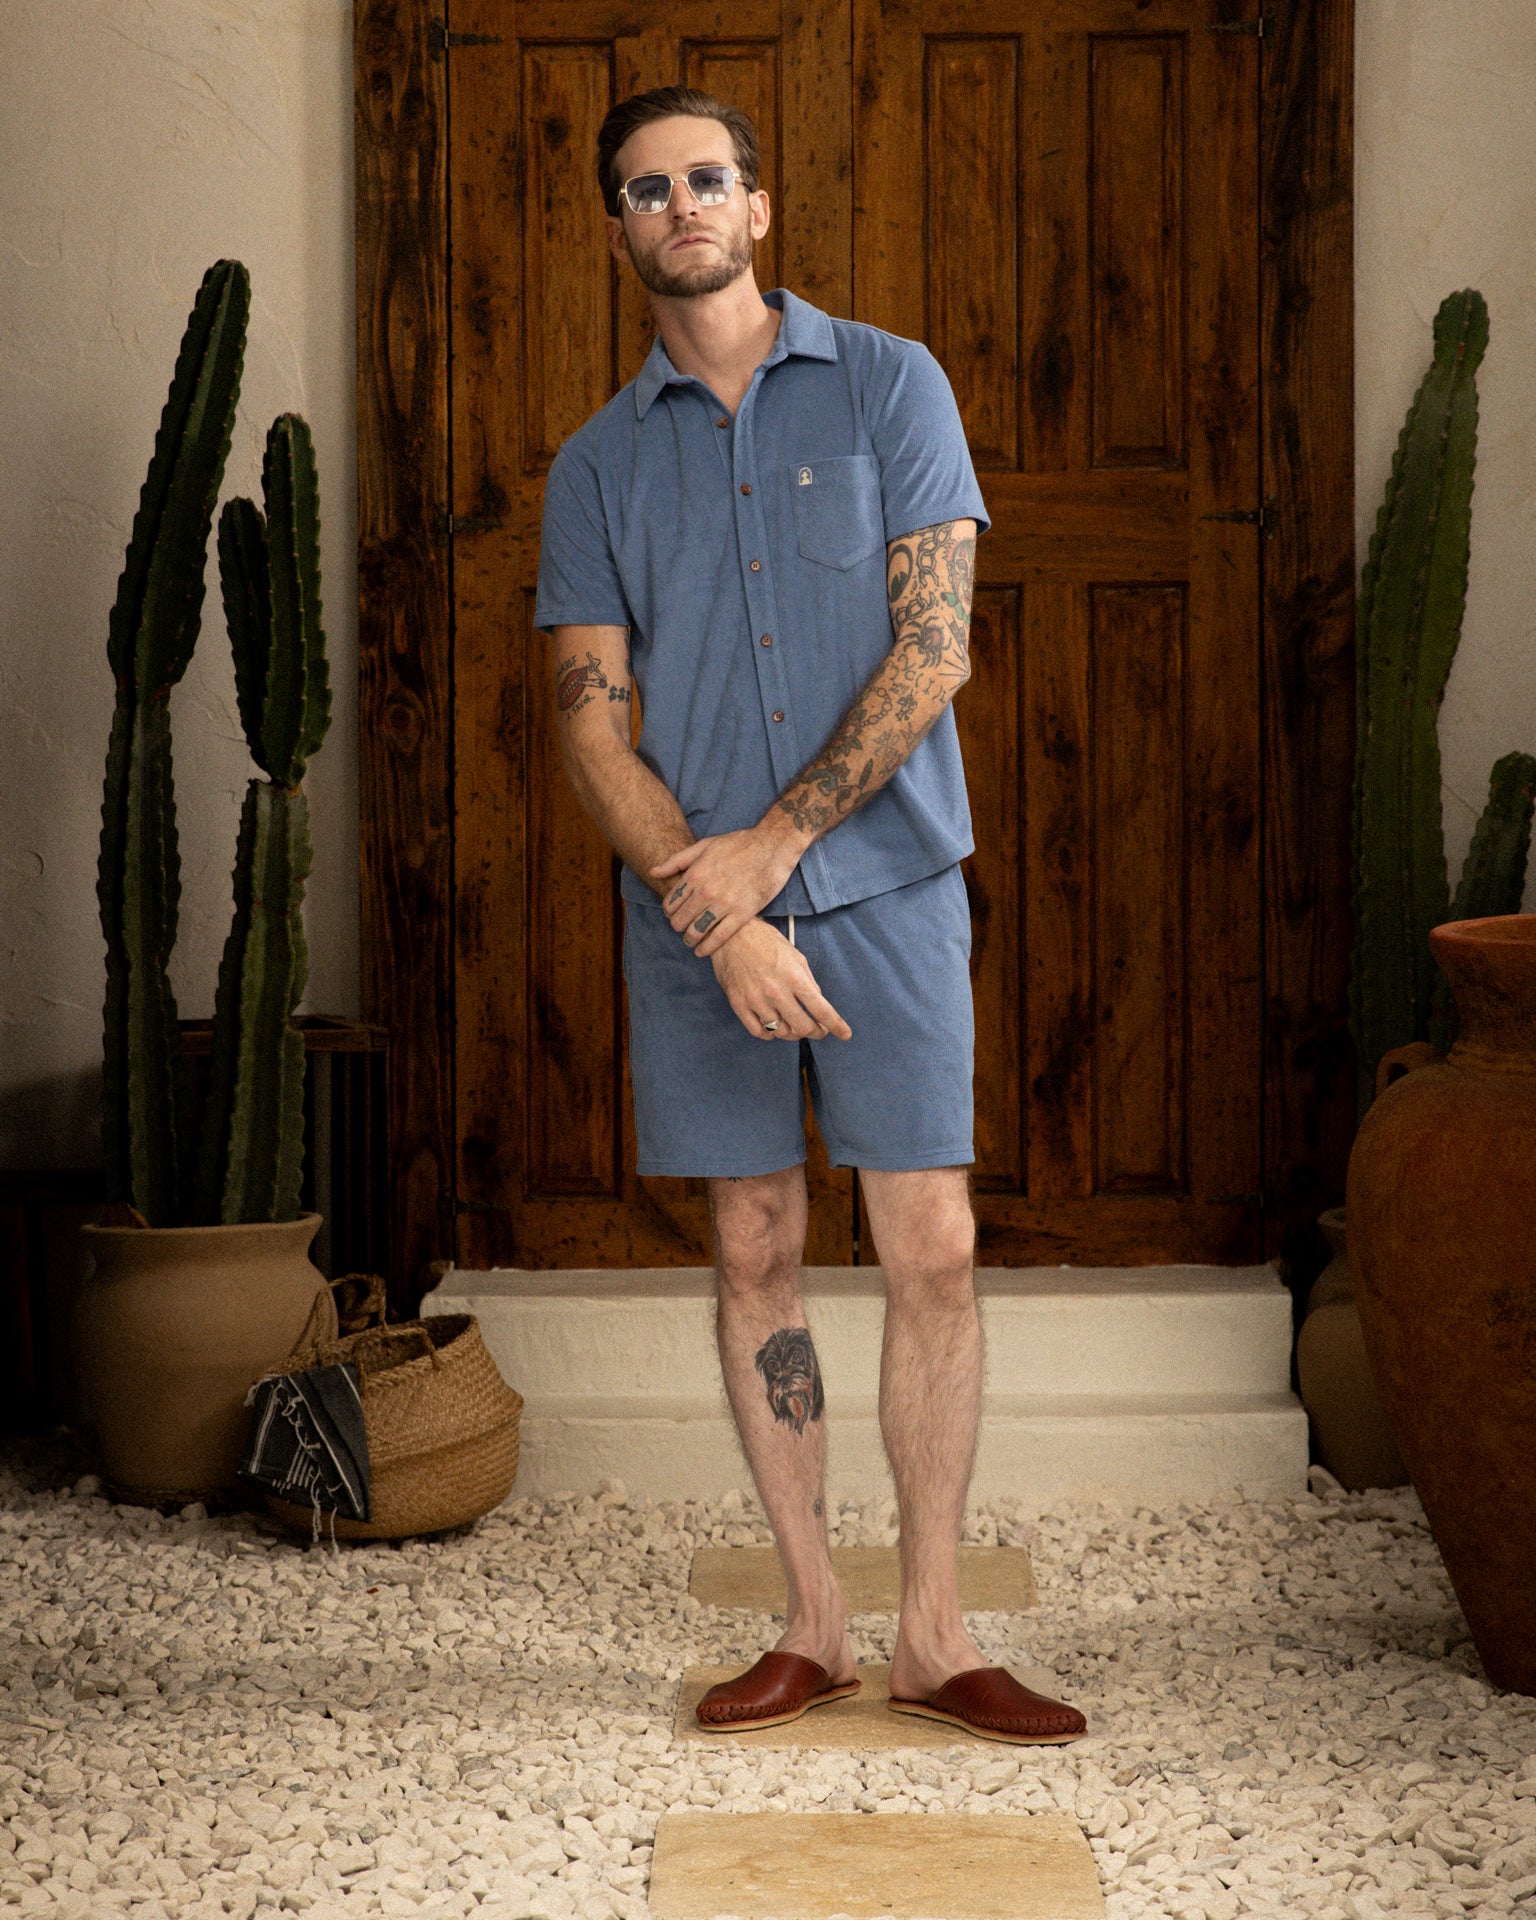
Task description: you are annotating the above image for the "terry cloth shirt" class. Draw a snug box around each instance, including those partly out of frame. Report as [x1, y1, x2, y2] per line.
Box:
[533, 287, 990, 917]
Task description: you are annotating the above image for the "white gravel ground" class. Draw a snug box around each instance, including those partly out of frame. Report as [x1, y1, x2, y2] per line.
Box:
[2, 1434, 1535, 1920]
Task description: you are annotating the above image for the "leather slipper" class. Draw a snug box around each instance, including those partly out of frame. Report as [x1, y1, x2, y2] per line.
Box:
[887, 1665, 1088, 1745]
[696, 1650, 862, 1731]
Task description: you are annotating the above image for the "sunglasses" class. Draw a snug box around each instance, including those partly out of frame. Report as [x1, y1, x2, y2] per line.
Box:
[619, 163, 739, 216]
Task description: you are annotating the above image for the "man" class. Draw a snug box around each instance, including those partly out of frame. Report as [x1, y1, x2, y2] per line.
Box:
[535, 86, 1086, 1746]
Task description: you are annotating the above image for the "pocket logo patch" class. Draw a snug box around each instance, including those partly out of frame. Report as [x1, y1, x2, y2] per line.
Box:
[798, 466, 813, 486]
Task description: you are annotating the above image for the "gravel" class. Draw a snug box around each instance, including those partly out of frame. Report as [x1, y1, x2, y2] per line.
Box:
[2, 1435, 1535, 1920]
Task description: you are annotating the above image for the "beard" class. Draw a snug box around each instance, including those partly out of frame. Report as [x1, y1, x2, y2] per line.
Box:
[628, 213, 755, 298]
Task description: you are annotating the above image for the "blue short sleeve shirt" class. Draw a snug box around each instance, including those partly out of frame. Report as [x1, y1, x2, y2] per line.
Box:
[534, 288, 990, 915]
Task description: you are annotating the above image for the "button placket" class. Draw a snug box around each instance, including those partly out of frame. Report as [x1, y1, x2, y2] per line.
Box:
[732, 381, 801, 787]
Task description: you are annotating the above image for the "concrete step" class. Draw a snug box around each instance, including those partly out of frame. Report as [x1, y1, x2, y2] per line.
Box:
[422, 1265, 1308, 1506]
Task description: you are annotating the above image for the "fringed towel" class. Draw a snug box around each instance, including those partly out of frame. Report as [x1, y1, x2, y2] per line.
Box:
[240, 1362, 371, 1535]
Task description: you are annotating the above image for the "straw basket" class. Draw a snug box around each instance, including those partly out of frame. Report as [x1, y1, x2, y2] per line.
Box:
[259, 1275, 522, 1540]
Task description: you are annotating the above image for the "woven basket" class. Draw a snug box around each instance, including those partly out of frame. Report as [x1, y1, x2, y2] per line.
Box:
[258, 1274, 522, 1541]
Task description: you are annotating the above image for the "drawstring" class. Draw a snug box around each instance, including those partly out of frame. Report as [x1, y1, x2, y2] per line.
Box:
[788, 914, 796, 948]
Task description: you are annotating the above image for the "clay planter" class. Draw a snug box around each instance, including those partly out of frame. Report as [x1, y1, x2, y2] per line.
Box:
[1295, 1207, 1408, 1492]
[1347, 915, 1536, 1694]
[73, 1213, 325, 1506]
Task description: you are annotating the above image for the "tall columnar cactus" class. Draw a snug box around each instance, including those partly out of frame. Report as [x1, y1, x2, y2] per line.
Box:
[195, 415, 332, 1224]
[1427, 749, 1536, 1051]
[98, 261, 250, 1224]
[1351, 290, 1488, 1093]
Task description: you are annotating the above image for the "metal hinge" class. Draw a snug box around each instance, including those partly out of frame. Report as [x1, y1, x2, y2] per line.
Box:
[429, 20, 504, 57]
[1200, 496, 1277, 536]
[440, 509, 505, 537]
[1207, 14, 1265, 35]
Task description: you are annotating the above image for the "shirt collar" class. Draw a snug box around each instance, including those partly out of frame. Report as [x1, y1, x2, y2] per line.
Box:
[632, 287, 838, 419]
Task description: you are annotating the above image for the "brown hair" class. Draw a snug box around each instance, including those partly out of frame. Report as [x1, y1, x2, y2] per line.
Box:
[596, 87, 760, 218]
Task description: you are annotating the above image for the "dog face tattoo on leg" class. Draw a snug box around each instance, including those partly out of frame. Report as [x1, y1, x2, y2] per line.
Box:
[753, 1327, 826, 1434]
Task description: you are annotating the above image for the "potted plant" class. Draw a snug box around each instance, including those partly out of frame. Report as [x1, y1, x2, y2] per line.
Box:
[73, 259, 336, 1505]
[1336, 289, 1536, 1693]
[1297, 289, 1535, 1492]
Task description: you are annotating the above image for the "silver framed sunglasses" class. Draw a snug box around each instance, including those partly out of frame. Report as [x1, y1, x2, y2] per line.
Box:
[620, 163, 738, 215]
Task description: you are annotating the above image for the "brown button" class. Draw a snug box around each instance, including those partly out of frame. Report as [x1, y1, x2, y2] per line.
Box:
[760, 634, 773, 647]
[716, 415, 729, 428]
[740, 483, 752, 495]
[749, 559, 761, 571]
[772, 710, 785, 723]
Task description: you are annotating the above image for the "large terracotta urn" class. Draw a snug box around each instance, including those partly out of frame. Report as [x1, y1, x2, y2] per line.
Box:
[1347, 915, 1536, 1695]
[73, 1213, 326, 1505]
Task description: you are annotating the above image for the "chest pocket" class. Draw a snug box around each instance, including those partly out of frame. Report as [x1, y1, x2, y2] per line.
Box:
[791, 453, 886, 570]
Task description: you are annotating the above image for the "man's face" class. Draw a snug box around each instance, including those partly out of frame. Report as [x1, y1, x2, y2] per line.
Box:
[606, 115, 770, 298]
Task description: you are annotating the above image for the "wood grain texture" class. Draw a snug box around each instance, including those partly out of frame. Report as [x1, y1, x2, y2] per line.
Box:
[858, 0, 1263, 1261]
[1260, 0, 1357, 1251]
[449, 0, 855, 1266]
[355, 0, 452, 1314]
[361, 0, 1350, 1277]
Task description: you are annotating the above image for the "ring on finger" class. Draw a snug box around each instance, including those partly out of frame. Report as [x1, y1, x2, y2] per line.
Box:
[760, 1016, 780, 1033]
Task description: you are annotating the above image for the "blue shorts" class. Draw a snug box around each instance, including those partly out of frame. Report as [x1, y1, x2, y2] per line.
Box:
[624, 864, 975, 1178]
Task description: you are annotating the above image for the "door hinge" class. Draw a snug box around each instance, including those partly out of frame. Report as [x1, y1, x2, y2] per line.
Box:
[1207, 14, 1265, 35]
[429, 20, 504, 57]
[1200, 496, 1276, 536]
[441, 509, 505, 537]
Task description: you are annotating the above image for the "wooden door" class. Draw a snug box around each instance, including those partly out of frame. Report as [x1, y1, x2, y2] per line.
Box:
[448, 0, 857, 1266]
[447, 0, 1264, 1268]
[856, 0, 1265, 1261]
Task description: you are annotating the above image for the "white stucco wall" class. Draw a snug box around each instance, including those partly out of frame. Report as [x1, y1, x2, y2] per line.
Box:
[1355, 0, 1536, 900]
[0, 1, 357, 1167]
[3, 4, 1534, 1168]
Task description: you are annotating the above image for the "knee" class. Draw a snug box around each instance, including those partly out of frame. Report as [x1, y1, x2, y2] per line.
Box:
[882, 1215, 976, 1308]
[712, 1193, 803, 1299]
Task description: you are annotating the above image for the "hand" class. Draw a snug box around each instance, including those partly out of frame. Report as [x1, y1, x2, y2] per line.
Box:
[710, 918, 853, 1042]
[652, 822, 803, 957]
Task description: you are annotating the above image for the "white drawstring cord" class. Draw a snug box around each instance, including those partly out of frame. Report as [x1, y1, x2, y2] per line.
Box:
[788, 914, 796, 948]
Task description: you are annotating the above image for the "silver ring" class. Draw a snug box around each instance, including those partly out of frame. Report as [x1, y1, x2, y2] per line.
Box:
[761, 1018, 780, 1032]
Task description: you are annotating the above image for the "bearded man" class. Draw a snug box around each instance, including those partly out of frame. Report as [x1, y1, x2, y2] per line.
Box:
[534, 85, 1087, 1745]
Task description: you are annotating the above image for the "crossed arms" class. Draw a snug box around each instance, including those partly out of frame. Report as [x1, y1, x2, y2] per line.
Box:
[552, 518, 976, 1041]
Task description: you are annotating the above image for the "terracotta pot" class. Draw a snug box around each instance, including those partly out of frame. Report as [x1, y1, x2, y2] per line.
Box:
[1347, 915, 1536, 1695]
[73, 1213, 325, 1505]
[1295, 1207, 1408, 1492]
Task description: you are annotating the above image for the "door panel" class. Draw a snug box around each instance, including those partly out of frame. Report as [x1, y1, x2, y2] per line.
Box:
[855, 0, 1262, 1261]
[450, 0, 855, 1266]
[450, 0, 1262, 1267]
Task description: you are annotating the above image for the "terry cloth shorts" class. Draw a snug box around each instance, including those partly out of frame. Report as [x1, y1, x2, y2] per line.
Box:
[624, 863, 975, 1178]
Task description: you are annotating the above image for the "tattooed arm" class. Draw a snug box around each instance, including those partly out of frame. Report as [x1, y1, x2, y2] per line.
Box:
[550, 623, 692, 900]
[551, 624, 851, 1042]
[651, 518, 977, 956]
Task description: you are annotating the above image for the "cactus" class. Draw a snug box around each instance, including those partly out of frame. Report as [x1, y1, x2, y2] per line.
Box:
[1428, 750, 1536, 1051]
[98, 261, 249, 1224]
[195, 415, 332, 1223]
[1350, 290, 1489, 1096]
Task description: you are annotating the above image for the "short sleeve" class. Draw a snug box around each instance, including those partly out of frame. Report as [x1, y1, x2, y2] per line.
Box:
[533, 440, 634, 633]
[867, 342, 990, 543]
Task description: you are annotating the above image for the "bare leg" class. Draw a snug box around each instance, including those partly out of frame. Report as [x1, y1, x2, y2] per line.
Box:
[707, 1167, 854, 1683]
[860, 1165, 988, 1698]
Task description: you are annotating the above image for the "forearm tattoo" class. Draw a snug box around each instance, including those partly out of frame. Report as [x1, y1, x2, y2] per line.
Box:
[775, 520, 975, 839]
[754, 1327, 826, 1435]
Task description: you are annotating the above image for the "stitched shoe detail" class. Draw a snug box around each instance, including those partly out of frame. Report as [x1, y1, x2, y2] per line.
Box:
[696, 1650, 859, 1730]
[888, 1665, 1088, 1744]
